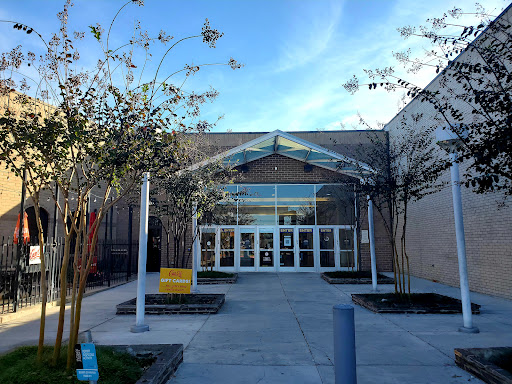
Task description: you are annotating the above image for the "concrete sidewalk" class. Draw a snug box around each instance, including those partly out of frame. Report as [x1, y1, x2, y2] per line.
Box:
[1, 273, 512, 383]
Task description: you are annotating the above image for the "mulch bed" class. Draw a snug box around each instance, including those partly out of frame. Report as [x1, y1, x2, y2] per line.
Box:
[110, 344, 183, 384]
[352, 293, 481, 314]
[321, 271, 395, 285]
[198, 273, 238, 285]
[116, 294, 225, 315]
[455, 347, 512, 384]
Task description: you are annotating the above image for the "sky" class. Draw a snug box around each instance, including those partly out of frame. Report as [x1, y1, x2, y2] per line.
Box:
[0, 0, 508, 132]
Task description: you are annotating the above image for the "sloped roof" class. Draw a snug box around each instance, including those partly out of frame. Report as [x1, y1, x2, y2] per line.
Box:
[190, 130, 374, 179]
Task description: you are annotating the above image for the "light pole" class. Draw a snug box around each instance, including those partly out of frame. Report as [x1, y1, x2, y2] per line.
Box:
[367, 195, 378, 292]
[191, 202, 199, 293]
[435, 126, 479, 333]
[130, 172, 150, 333]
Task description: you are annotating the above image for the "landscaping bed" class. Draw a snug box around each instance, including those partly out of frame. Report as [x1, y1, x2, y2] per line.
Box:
[0, 344, 174, 384]
[455, 347, 512, 384]
[197, 271, 238, 285]
[352, 293, 481, 314]
[322, 271, 394, 285]
[110, 344, 183, 384]
[116, 293, 225, 315]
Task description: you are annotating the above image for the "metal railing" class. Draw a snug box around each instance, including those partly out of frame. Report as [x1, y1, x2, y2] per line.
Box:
[0, 237, 138, 314]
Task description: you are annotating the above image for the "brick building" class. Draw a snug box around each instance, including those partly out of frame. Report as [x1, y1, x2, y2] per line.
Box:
[151, 129, 393, 274]
[384, 5, 512, 298]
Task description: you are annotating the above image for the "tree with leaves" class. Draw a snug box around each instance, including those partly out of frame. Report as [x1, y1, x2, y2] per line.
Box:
[343, 4, 512, 197]
[0, 0, 240, 368]
[342, 116, 446, 295]
[150, 158, 234, 270]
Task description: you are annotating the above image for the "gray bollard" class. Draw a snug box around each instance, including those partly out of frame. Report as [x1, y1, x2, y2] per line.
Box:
[333, 304, 357, 384]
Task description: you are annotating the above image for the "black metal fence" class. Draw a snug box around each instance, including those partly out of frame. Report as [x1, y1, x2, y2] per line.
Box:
[0, 237, 138, 314]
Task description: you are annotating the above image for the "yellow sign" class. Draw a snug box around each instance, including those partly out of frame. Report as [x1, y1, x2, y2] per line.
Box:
[159, 268, 192, 294]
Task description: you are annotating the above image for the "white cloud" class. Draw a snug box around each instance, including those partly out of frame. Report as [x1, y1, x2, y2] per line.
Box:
[274, 1, 343, 73]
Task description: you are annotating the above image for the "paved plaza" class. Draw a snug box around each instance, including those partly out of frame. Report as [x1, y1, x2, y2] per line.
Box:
[1, 273, 512, 383]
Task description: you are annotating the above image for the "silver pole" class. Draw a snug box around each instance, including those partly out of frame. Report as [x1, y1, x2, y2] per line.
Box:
[333, 304, 357, 384]
[191, 202, 199, 293]
[449, 153, 478, 333]
[367, 196, 377, 291]
[131, 172, 150, 333]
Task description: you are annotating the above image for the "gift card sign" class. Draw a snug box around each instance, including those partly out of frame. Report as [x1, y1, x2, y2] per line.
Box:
[75, 343, 99, 381]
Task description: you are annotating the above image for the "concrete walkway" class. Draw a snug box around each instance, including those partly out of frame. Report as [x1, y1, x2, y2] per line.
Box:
[1, 273, 512, 383]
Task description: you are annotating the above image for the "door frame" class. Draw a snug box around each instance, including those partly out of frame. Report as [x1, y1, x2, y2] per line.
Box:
[218, 226, 237, 273]
[257, 226, 277, 272]
[239, 226, 258, 272]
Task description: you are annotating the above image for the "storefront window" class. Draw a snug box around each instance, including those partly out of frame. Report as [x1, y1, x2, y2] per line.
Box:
[204, 186, 237, 225]
[315, 185, 355, 225]
[277, 185, 315, 225]
[238, 185, 276, 225]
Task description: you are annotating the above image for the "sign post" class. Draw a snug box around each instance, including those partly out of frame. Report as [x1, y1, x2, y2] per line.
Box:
[131, 172, 150, 333]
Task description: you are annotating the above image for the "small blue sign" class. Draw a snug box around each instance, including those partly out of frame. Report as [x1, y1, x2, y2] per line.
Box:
[76, 343, 99, 381]
[77, 369, 99, 381]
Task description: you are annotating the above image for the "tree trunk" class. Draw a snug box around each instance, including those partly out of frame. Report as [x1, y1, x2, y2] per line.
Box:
[66, 268, 79, 370]
[52, 233, 72, 365]
[66, 227, 83, 369]
[33, 198, 47, 363]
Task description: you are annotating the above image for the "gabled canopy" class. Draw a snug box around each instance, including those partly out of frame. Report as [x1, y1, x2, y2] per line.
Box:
[191, 130, 374, 179]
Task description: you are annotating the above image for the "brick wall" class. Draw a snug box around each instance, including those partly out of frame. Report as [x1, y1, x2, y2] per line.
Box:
[385, 6, 512, 298]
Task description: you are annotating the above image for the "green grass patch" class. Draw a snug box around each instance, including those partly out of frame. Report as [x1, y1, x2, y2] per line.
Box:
[0, 345, 152, 384]
[197, 271, 234, 278]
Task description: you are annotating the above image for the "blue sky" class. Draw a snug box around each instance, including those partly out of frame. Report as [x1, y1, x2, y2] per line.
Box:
[0, 0, 508, 132]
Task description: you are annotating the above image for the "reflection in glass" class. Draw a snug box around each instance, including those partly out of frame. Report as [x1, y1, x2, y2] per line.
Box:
[259, 230, 274, 267]
[279, 228, 294, 267]
[316, 185, 355, 225]
[320, 251, 335, 267]
[319, 228, 335, 267]
[339, 228, 355, 268]
[240, 230, 255, 267]
[204, 185, 237, 225]
[340, 251, 354, 268]
[238, 186, 276, 225]
[200, 229, 216, 269]
[220, 228, 235, 267]
[277, 185, 315, 225]
[299, 228, 314, 267]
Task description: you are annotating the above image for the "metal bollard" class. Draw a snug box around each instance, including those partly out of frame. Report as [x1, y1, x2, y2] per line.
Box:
[333, 304, 357, 384]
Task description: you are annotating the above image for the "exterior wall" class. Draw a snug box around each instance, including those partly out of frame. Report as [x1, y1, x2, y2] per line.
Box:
[234, 153, 353, 184]
[358, 197, 393, 273]
[385, 6, 512, 298]
[196, 133, 393, 273]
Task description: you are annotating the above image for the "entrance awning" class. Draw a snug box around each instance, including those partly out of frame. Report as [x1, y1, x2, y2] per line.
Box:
[190, 130, 374, 179]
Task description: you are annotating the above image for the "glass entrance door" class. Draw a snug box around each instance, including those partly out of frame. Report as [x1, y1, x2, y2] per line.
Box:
[219, 228, 235, 270]
[239, 227, 256, 271]
[279, 228, 295, 270]
[200, 228, 216, 271]
[319, 228, 335, 268]
[258, 228, 275, 270]
[299, 228, 315, 269]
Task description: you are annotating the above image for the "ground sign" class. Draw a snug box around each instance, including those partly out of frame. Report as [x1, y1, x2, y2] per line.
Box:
[159, 268, 192, 294]
[75, 343, 99, 381]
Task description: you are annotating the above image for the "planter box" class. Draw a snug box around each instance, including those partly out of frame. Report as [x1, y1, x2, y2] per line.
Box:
[321, 272, 394, 285]
[352, 293, 480, 314]
[116, 294, 225, 315]
[455, 347, 512, 384]
[109, 344, 183, 384]
[198, 273, 238, 285]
